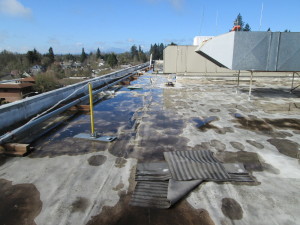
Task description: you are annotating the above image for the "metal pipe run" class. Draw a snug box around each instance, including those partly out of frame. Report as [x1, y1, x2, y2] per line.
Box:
[88, 83, 96, 137]
[0, 72, 136, 145]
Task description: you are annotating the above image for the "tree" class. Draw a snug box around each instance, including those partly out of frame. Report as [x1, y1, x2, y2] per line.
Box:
[130, 45, 138, 60]
[159, 43, 165, 59]
[96, 48, 101, 59]
[117, 52, 131, 65]
[267, 28, 271, 32]
[150, 44, 159, 60]
[150, 43, 165, 60]
[243, 23, 251, 31]
[169, 42, 177, 46]
[26, 48, 41, 65]
[48, 47, 55, 63]
[234, 13, 244, 29]
[107, 53, 118, 68]
[34, 71, 60, 93]
[0, 50, 28, 76]
[137, 46, 147, 63]
[80, 48, 87, 62]
[284, 29, 291, 32]
[41, 56, 52, 68]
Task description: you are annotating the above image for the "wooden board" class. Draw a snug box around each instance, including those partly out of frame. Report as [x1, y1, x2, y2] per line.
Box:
[1, 143, 31, 156]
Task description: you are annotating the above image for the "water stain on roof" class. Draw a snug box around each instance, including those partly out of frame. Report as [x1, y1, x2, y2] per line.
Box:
[215, 150, 280, 177]
[30, 138, 109, 158]
[221, 198, 243, 220]
[87, 191, 215, 225]
[232, 117, 300, 138]
[230, 142, 245, 151]
[209, 108, 221, 113]
[210, 140, 226, 151]
[115, 157, 127, 168]
[246, 140, 264, 149]
[87, 162, 216, 225]
[87, 155, 107, 166]
[71, 197, 89, 213]
[113, 182, 124, 192]
[0, 179, 42, 225]
[267, 139, 300, 159]
[215, 151, 263, 173]
[193, 117, 234, 134]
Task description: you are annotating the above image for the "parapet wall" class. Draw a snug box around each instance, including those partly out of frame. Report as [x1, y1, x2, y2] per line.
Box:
[0, 63, 149, 134]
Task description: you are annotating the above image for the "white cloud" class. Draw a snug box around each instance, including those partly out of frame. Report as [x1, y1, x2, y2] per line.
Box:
[0, 0, 32, 18]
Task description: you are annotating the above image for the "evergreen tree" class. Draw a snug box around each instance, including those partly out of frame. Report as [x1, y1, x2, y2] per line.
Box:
[80, 48, 87, 62]
[159, 43, 165, 59]
[107, 53, 118, 68]
[130, 45, 138, 60]
[284, 29, 291, 32]
[243, 23, 251, 31]
[267, 28, 271, 32]
[96, 48, 101, 59]
[151, 44, 160, 60]
[137, 46, 147, 63]
[233, 13, 244, 30]
[48, 47, 55, 63]
[26, 48, 41, 65]
[149, 43, 166, 60]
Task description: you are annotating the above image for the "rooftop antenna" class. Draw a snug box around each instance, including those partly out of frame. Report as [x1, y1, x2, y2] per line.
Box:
[259, 2, 264, 31]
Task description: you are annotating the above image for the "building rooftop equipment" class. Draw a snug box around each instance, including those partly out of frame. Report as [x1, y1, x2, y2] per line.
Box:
[195, 31, 300, 72]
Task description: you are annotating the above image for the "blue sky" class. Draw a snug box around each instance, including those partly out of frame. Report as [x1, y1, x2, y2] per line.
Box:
[0, 0, 299, 54]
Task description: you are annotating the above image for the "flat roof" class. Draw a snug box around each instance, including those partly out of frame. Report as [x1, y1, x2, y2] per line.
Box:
[0, 83, 34, 89]
[21, 76, 35, 82]
[0, 73, 300, 224]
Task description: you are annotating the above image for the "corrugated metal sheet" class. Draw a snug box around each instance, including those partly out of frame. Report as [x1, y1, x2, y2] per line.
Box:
[131, 150, 253, 208]
[196, 31, 300, 71]
[164, 150, 231, 181]
[130, 181, 170, 208]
